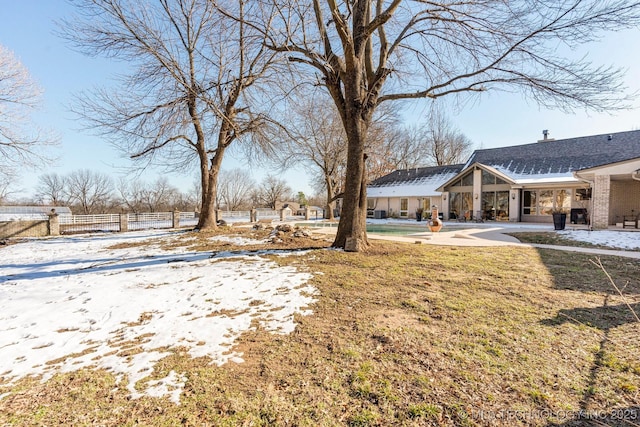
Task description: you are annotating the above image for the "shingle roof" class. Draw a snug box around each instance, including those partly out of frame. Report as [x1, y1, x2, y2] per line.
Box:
[369, 165, 465, 187]
[368, 165, 464, 197]
[465, 130, 640, 176]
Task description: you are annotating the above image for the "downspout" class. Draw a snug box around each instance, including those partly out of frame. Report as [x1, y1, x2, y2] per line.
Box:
[632, 169, 640, 182]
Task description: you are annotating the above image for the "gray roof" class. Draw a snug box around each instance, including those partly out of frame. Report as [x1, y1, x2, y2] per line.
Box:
[465, 130, 640, 176]
[369, 164, 465, 187]
[368, 164, 465, 198]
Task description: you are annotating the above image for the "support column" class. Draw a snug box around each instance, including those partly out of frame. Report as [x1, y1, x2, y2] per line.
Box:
[48, 209, 60, 236]
[119, 213, 128, 233]
[440, 193, 449, 220]
[280, 207, 291, 221]
[472, 168, 482, 216]
[592, 175, 610, 229]
[509, 189, 519, 222]
[172, 210, 180, 229]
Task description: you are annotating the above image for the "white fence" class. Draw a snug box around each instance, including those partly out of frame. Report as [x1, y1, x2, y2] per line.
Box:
[2, 209, 311, 237]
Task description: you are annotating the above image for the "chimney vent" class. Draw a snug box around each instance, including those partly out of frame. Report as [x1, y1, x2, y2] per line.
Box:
[538, 129, 554, 143]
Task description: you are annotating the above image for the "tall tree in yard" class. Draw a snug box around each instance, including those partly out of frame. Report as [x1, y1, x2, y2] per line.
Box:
[63, 0, 280, 229]
[0, 44, 57, 182]
[276, 93, 347, 220]
[260, 0, 640, 251]
[217, 168, 255, 210]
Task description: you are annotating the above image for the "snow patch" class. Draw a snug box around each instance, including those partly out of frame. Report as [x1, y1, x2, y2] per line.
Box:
[0, 230, 316, 403]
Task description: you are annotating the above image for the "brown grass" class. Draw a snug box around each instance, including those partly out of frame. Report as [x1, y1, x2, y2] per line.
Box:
[1, 229, 638, 426]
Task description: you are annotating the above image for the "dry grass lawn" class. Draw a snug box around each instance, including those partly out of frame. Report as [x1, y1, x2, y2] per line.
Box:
[1, 227, 639, 426]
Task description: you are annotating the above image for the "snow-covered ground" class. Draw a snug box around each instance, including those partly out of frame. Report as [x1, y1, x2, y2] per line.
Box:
[1, 224, 637, 404]
[556, 229, 640, 250]
[0, 230, 316, 403]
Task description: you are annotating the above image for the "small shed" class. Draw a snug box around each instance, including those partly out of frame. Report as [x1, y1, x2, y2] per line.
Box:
[0, 206, 72, 221]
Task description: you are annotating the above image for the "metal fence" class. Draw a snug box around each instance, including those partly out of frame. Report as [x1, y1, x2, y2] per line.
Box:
[60, 214, 120, 234]
[2, 209, 305, 237]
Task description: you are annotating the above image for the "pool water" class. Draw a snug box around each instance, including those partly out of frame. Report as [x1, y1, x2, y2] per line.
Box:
[299, 222, 464, 236]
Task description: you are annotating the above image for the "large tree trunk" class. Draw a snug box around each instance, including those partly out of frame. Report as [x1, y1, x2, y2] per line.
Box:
[332, 111, 369, 251]
[324, 176, 335, 220]
[196, 129, 228, 230]
[197, 165, 218, 229]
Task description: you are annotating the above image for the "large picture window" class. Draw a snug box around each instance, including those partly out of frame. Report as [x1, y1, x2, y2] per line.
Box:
[523, 189, 573, 216]
[482, 191, 509, 220]
[449, 192, 472, 219]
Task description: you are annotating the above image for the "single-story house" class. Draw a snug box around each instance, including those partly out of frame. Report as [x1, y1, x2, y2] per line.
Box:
[367, 130, 640, 229]
[367, 165, 464, 219]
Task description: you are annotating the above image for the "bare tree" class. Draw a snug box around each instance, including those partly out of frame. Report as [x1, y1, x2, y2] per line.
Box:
[423, 108, 473, 166]
[259, 175, 291, 209]
[141, 177, 179, 212]
[116, 177, 146, 213]
[0, 44, 56, 180]
[278, 93, 347, 219]
[66, 169, 114, 214]
[36, 173, 69, 206]
[218, 168, 255, 210]
[0, 173, 16, 204]
[260, 0, 640, 251]
[62, 0, 281, 230]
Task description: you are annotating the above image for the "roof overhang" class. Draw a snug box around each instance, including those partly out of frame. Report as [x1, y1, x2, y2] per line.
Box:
[574, 157, 640, 182]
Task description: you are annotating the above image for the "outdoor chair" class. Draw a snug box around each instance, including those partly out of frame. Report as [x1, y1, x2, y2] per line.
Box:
[623, 213, 638, 228]
[458, 210, 471, 222]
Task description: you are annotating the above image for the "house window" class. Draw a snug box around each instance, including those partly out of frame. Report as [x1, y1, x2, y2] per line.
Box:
[367, 199, 375, 210]
[449, 192, 472, 219]
[422, 198, 431, 212]
[523, 189, 573, 216]
[451, 172, 474, 187]
[555, 189, 571, 213]
[481, 170, 508, 185]
[523, 191, 537, 215]
[481, 191, 510, 220]
[400, 198, 408, 217]
[575, 188, 592, 201]
[539, 190, 554, 215]
[461, 173, 474, 186]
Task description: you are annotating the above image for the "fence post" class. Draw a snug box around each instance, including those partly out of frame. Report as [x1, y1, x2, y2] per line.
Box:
[280, 207, 291, 221]
[119, 213, 128, 233]
[172, 210, 180, 228]
[48, 209, 60, 236]
[250, 208, 257, 222]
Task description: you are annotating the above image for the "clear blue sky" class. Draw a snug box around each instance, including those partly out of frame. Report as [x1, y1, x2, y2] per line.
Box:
[2, 1, 640, 201]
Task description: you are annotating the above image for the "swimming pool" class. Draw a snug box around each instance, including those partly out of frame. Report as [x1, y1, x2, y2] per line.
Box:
[298, 222, 466, 236]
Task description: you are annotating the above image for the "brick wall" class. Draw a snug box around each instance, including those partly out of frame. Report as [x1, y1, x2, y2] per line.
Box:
[0, 220, 50, 239]
[591, 175, 611, 229]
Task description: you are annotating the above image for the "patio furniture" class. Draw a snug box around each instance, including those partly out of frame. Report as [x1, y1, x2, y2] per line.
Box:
[570, 208, 588, 224]
[623, 215, 638, 228]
